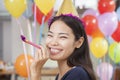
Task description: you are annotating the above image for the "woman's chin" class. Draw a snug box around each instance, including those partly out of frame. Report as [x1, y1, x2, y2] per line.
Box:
[49, 55, 59, 60]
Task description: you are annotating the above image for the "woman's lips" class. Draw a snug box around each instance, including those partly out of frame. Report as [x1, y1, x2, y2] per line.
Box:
[50, 48, 62, 55]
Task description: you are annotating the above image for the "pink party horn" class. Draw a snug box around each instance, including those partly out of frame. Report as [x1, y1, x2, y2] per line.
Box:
[20, 35, 41, 49]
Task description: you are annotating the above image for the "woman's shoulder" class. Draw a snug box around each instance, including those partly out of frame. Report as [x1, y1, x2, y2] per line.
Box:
[61, 66, 91, 80]
[71, 66, 89, 76]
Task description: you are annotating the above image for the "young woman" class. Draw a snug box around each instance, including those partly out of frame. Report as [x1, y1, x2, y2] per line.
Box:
[30, 14, 96, 80]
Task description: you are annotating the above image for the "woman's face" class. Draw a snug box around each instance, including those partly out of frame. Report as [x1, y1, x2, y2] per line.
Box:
[46, 20, 78, 61]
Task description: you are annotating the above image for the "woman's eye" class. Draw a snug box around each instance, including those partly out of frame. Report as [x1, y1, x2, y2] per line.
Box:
[60, 36, 67, 39]
[47, 34, 53, 37]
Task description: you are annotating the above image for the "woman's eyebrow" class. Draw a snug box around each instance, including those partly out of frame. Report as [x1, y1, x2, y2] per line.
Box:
[48, 31, 53, 34]
[58, 33, 69, 36]
[48, 31, 69, 36]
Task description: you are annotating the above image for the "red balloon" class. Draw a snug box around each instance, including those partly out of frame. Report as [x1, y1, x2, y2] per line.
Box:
[98, 0, 116, 14]
[82, 15, 98, 36]
[33, 4, 53, 24]
[14, 54, 33, 78]
[112, 21, 120, 42]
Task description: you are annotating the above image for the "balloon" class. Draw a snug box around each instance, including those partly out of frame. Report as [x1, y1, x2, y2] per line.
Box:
[33, 4, 53, 24]
[23, 0, 33, 18]
[109, 42, 120, 63]
[90, 37, 108, 58]
[91, 27, 104, 38]
[14, 54, 33, 77]
[116, 7, 120, 21]
[34, 0, 55, 15]
[112, 21, 120, 42]
[4, 0, 26, 18]
[98, 12, 118, 37]
[82, 9, 99, 17]
[98, 0, 116, 14]
[82, 15, 98, 36]
[96, 62, 113, 80]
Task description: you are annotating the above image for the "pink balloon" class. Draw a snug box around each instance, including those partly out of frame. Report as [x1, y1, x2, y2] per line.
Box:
[82, 9, 99, 18]
[96, 62, 113, 80]
[98, 12, 118, 37]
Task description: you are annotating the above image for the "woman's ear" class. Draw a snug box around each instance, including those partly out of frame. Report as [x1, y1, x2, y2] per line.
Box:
[75, 37, 84, 48]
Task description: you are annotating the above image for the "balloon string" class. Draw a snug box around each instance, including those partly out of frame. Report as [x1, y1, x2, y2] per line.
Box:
[27, 19, 34, 56]
[39, 16, 45, 44]
[33, 4, 37, 43]
[105, 36, 110, 80]
[33, 4, 37, 55]
[16, 18, 31, 80]
[26, 0, 29, 16]
[98, 59, 102, 80]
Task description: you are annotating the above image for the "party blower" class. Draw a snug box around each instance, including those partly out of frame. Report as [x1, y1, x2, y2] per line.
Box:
[20, 35, 41, 49]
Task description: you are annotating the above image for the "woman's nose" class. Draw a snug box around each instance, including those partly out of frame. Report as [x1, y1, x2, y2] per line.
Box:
[50, 38, 59, 46]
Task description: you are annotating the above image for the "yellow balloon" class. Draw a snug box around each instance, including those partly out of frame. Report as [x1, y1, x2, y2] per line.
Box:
[4, 0, 26, 18]
[90, 37, 108, 58]
[34, 0, 55, 15]
[109, 42, 120, 63]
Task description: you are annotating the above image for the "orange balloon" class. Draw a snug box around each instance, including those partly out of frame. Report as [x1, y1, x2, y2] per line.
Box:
[91, 27, 104, 38]
[14, 54, 33, 78]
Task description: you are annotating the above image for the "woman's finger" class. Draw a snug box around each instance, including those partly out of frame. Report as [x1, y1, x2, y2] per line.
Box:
[34, 49, 40, 61]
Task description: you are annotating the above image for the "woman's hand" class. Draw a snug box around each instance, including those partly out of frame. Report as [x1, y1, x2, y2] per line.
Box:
[30, 45, 49, 80]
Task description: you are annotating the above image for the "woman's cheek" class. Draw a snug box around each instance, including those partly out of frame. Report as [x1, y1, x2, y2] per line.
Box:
[45, 38, 51, 44]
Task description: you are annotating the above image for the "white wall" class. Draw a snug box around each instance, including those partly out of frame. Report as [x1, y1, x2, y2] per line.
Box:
[3, 20, 12, 62]
[0, 22, 3, 60]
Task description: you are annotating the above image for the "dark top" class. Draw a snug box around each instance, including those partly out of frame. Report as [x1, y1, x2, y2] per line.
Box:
[55, 66, 91, 80]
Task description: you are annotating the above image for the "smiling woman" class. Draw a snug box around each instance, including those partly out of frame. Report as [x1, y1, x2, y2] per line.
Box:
[30, 14, 96, 80]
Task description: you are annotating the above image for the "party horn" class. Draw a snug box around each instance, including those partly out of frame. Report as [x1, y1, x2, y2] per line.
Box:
[20, 35, 41, 49]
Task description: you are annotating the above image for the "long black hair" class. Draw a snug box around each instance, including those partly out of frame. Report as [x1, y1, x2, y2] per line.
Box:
[48, 14, 96, 80]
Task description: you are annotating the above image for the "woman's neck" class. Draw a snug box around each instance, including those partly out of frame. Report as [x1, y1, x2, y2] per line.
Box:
[57, 60, 73, 80]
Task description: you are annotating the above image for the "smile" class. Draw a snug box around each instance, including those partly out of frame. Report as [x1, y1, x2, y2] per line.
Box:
[50, 48, 62, 54]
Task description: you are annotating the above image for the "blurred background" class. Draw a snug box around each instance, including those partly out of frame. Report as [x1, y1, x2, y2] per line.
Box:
[0, 0, 120, 80]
